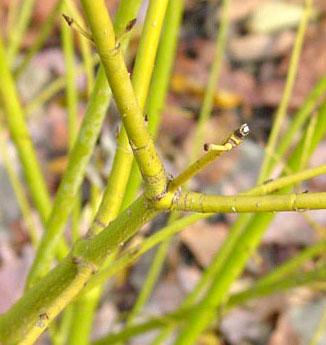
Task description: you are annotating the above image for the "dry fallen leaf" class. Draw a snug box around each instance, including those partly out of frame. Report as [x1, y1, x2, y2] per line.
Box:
[171, 73, 242, 109]
[247, 1, 305, 34]
[180, 221, 228, 267]
[268, 313, 300, 345]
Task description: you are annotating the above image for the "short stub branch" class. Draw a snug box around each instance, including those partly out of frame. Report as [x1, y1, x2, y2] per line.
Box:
[168, 124, 250, 192]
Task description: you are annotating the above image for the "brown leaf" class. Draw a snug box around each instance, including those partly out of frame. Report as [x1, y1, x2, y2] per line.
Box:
[268, 313, 300, 345]
[180, 221, 228, 267]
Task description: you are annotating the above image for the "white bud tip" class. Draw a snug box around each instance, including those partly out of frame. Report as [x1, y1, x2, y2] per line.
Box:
[240, 123, 250, 137]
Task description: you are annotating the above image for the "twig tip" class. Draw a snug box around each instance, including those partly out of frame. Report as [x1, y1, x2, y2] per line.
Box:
[62, 14, 73, 26]
[239, 123, 250, 137]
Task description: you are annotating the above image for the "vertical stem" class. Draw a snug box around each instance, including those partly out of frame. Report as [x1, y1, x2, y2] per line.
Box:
[67, 0, 155, 343]
[15, 0, 65, 77]
[68, 1, 170, 343]
[298, 112, 317, 171]
[152, 1, 232, 339]
[66, 0, 95, 97]
[50, 306, 73, 345]
[174, 1, 318, 340]
[122, 0, 185, 209]
[308, 305, 326, 345]
[61, 8, 81, 241]
[0, 34, 51, 223]
[25, 0, 147, 284]
[0, 130, 38, 246]
[88, 0, 169, 235]
[173, 97, 326, 345]
[109, 0, 185, 330]
[126, 234, 172, 325]
[275, 75, 326, 160]
[67, 285, 104, 345]
[191, 0, 231, 159]
[0, 33, 69, 260]
[26, 68, 111, 286]
[7, 0, 19, 39]
[6, 0, 36, 62]
[81, 0, 167, 200]
[257, 0, 313, 184]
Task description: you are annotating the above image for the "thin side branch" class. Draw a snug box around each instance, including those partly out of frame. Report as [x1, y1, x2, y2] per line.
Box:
[62, 14, 94, 42]
[169, 124, 249, 191]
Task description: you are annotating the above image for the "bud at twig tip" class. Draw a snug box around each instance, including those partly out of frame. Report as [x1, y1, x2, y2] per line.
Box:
[239, 123, 250, 137]
[62, 14, 73, 26]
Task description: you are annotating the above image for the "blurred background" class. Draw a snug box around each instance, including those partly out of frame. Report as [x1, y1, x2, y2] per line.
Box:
[0, 1, 325, 344]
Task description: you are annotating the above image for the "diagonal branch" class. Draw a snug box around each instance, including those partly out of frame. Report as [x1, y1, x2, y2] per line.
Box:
[25, 0, 143, 287]
[80, 0, 168, 199]
[0, 196, 158, 345]
[169, 124, 250, 191]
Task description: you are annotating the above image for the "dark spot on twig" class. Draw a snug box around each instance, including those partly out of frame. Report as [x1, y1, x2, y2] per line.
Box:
[263, 178, 274, 184]
[39, 312, 49, 320]
[126, 18, 137, 32]
[62, 14, 73, 26]
[36, 312, 49, 328]
[72, 256, 83, 266]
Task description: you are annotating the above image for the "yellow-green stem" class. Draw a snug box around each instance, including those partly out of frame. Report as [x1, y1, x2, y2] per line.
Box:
[66, 0, 95, 97]
[61, 7, 81, 241]
[0, 196, 157, 345]
[257, 0, 313, 183]
[6, 0, 36, 62]
[122, 0, 185, 208]
[81, 0, 167, 200]
[15, 0, 65, 78]
[87, 0, 169, 235]
[191, 0, 231, 159]
[93, 262, 326, 345]
[298, 111, 317, 172]
[169, 191, 326, 213]
[26, 69, 112, 286]
[0, 130, 38, 246]
[308, 305, 326, 345]
[25, 0, 146, 286]
[68, 1, 166, 343]
[25, 56, 99, 116]
[85, 163, 326, 292]
[0, 35, 51, 223]
[169, 124, 249, 191]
